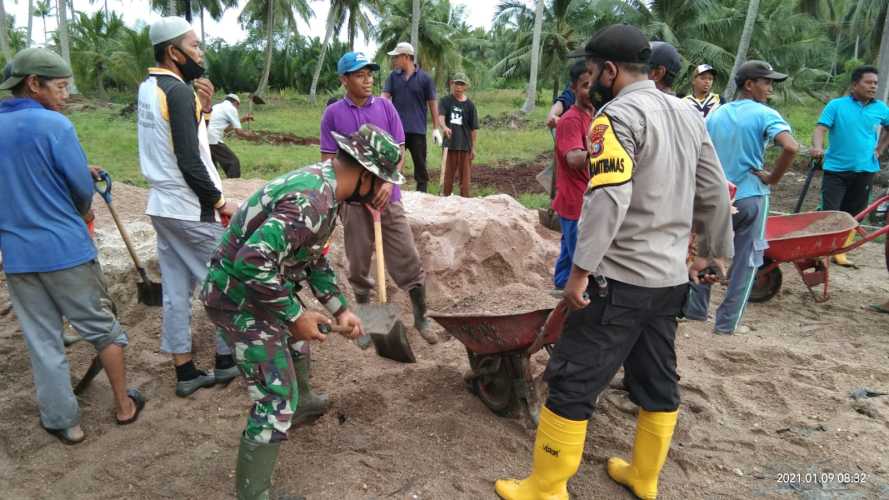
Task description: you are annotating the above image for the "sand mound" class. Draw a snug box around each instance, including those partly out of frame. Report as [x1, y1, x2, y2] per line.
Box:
[89, 180, 559, 309]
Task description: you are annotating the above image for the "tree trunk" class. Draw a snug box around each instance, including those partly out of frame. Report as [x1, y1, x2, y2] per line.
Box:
[877, 7, 889, 102]
[42, 16, 48, 46]
[521, 0, 545, 114]
[56, 0, 78, 94]
[724, 0, 760, 100]
[348, 12, 356, 51]
[411, 0, 420, 57]
[27, 0, 35, 48]
[552, 74, 559, 103]
[0, 1, 13, 61]
[255, 0, 275, 98]
[309, 4, 338, 104]
[200, 7, 205, 45]
[168, 0, 176, 15]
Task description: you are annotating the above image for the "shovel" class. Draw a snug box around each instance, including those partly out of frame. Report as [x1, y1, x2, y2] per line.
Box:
[94, 172, 163, 306]
[353, 206, 416, 363]
[793, 158, 822, 214]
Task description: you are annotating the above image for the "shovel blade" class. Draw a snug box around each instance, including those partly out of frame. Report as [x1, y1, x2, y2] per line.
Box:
[138, 281, 163, 307]
[354, 303, 416, 363]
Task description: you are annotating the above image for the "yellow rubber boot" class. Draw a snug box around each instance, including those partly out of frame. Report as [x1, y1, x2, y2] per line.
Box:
[832, 232, 856, 267]
[607, 409, 678, 500]
[495, 406, 588, 500]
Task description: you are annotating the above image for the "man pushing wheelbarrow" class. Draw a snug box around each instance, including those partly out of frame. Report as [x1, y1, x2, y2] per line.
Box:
[494, 25, 734, 500]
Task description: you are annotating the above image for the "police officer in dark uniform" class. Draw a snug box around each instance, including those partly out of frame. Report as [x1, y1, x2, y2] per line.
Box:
[495, 25, 734, 500]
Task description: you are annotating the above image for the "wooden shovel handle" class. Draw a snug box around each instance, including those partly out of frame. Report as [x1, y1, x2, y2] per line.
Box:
[367, 205, 387, 304]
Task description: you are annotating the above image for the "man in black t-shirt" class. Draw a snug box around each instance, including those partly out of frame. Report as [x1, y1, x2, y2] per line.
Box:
[437, 72, 479, 197]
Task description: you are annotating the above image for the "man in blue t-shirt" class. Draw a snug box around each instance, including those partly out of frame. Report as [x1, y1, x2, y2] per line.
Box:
[0, 48, 143, 444]
[382, 42, 442, 193]
[811, 65, 889, 267]
[685, 60, 800, 335]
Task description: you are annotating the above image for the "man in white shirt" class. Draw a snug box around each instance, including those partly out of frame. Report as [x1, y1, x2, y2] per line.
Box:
[208, 93, 252, 178]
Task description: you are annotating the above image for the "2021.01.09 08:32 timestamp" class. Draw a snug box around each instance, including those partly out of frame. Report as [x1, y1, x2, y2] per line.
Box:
[776, 472, 867, 485]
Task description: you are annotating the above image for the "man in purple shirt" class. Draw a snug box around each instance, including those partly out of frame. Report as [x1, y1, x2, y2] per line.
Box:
[382, 42, 441, 193]
[320, 52, 436, 345]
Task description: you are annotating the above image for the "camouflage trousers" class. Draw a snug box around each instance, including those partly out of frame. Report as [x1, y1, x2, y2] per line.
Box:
[206, 307, 309, 444]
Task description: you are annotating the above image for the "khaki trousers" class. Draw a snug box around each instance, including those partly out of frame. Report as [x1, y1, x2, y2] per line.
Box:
[341, 201, 425, 295]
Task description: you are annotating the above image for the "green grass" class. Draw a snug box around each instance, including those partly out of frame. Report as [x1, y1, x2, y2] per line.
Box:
[65, 90, 822, 207]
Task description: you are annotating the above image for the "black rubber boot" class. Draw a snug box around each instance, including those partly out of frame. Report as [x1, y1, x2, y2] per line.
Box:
[409, 285, 438, 345]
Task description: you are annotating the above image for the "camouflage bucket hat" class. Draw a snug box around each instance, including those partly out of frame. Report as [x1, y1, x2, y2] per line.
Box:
[332, 124, 405, 185]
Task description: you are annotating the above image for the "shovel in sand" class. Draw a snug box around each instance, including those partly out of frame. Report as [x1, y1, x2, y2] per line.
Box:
[94, 171, 163, 306]
[353, 206, 416, 363]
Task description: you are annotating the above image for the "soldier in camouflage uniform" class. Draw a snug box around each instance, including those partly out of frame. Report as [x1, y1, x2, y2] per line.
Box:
[201, 124, 405, 500]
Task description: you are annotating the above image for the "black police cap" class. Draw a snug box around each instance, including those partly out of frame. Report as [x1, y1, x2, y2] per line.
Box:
[569, 24, 651, 64]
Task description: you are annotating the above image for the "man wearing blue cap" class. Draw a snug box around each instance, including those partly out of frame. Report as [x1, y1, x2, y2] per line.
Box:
[320, 52, 437, 346]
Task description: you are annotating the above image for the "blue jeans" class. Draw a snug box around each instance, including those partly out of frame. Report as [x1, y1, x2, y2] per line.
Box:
[553, 217, 578, 289]
[686, 196, 769, 333]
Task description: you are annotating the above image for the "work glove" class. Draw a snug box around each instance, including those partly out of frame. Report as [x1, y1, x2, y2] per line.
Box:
[432, 128, 443, 146]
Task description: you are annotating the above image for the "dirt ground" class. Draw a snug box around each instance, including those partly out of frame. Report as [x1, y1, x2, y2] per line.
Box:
[235, 129, 320, 146]
[1, 168, 889, 499]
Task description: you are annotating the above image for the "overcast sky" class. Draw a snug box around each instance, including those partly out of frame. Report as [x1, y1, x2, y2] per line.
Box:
[8, 0, 501, 54]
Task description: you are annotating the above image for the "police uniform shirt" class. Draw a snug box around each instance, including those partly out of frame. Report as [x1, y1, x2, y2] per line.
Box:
[574, 80, 734, 288]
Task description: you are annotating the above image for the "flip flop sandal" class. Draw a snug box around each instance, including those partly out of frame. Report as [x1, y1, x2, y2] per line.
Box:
[116, 389, 146, 425]
[867, 304, 889, 315]
[40, 423, 85, 445]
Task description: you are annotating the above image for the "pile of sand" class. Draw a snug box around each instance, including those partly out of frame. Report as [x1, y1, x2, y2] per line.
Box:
[90, 180, 560, 309]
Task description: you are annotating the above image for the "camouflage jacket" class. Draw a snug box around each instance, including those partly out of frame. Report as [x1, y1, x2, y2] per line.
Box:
[201, 162, 347, 323]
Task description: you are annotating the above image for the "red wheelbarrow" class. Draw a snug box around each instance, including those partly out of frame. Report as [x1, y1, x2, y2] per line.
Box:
[750, 194, 889, 303]
[429, 302, 568, 426]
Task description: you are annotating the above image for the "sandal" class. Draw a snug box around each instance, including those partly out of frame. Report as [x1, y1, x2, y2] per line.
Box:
[116, 389, 146, 425]
[41, 423, 85, 445]
[867, 304, 889, 315]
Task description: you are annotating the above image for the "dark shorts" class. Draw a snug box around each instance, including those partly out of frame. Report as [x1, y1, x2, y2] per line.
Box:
[544, 279, 687, 420]
[210, 142, 241, 178]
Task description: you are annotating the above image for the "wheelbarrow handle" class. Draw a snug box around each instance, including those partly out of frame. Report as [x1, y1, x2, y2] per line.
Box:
[94, 170, 112, 204]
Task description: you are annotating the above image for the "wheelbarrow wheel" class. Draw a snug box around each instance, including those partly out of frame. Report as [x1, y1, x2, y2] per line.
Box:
[749, 259, 782, 303]
[465, 350, 520, 417]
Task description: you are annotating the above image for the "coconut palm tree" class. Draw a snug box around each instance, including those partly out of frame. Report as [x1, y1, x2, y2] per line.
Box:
[70, 10, 125, 98]
[34, 0, 52, 45]
[27, 0, 34, 47]
[375, 0, 462, 86]
[0, 0, 13, 61]
[308, 0, 381, 103]
[724, 0, 761, 98]
[109, 25, 154, 88]
[240, 0, 313, 97]
[411, 0, 420, 55]
[56, 0, 78, 93]
[521, 0, 544, 113]
[877, 4, 889, 101]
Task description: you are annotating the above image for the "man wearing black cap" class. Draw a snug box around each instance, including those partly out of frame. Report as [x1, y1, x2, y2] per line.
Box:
[685, 60, 799, 336]
[495, 25, 733, 500]
[685, 64, 724, 117]
[648, 41, 681, 96]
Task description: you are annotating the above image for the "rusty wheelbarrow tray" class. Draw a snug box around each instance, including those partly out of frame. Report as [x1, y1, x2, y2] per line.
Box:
[751, 195, 889, 303]
[429, 304, 566, 426]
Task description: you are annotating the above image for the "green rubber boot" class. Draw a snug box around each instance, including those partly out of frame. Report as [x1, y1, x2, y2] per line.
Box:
[235, 435, 280, 500]
[292, 353, 330, 425]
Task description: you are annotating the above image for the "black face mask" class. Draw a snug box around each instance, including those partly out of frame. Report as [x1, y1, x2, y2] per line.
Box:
[589, 64, 618, 110]
[346, 173, 378, 205]
[173, 46, 205, 82]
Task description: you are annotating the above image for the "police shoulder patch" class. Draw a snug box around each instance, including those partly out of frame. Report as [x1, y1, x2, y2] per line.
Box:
[587, 113, 633, 191]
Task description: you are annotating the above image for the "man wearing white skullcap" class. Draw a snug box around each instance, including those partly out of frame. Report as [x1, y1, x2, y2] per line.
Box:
[138, 17, 239, 397]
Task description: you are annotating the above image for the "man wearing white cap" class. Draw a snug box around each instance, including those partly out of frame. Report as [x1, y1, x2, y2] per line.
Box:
[685, 64, 725, 118]
[138, 17, 238, 397]
[382, 42, 442, 193]
[208, 93, 253, 178]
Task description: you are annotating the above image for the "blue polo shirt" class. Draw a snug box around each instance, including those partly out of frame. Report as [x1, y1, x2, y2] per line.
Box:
[0, 98, 96, 273]
[383, 68, 436, 135]
[706, 99, 792, 201]
[817, 95, 889, 173]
